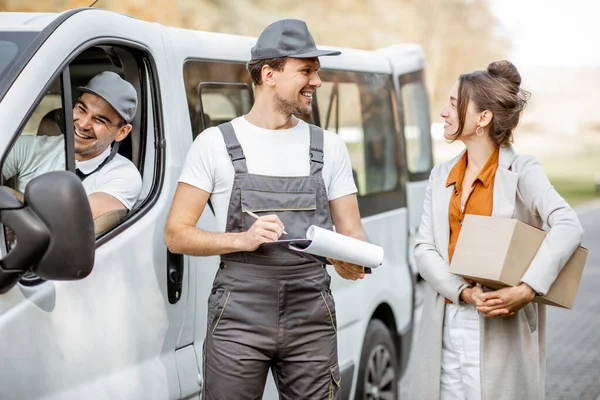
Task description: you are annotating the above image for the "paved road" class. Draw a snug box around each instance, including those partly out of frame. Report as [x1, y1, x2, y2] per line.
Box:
[399, 203, 600, 399]
[545, 204, 600, 400]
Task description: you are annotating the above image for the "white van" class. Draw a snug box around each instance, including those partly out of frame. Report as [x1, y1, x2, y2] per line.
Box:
[0, 8, 433, 400]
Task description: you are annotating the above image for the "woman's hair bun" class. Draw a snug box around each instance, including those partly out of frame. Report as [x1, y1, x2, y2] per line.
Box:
[487, 60, 521, 87]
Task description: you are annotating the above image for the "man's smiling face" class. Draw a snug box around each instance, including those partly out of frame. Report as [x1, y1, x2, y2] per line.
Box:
[72, 92, 130, 161]
[271, 57, 321, 115]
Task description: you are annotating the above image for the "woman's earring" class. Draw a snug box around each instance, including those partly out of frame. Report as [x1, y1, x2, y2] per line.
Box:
[476, 126, 484, 136]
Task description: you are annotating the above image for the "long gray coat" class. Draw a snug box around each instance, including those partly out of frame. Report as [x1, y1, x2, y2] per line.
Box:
[408, 146, 584, 400]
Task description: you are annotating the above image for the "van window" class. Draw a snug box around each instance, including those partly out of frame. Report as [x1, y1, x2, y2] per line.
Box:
[197, 82, 254, 133]
[2, 76, 67, 199]
[1, 44, 161, 249]
[399, 71, 433, 176]
[183, 61, 252, 137]
[183, 60, 319, 136]
[317, 70, 402, 201]
[0, 32, 38, 85]
[183, 62, 405, 216]
[67, 46, 161, 235]
[316, 70, 405, 216]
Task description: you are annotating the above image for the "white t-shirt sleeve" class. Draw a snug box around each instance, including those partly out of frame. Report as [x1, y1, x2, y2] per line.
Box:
[178, 127, 220, 193]
[2, 136, 30, 180]
[327, 133, 358, 200]
[92, 163, 142, 210]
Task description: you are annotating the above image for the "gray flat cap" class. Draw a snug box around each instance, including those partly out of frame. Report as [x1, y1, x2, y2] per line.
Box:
[78, 71, 137, 124]
[251, 19, 341, 60]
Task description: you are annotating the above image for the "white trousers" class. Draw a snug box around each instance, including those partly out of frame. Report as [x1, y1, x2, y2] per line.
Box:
[440, 303, 482, 400]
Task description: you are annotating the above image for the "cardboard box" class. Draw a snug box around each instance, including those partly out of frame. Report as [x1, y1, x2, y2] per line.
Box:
[449, 214, 588, 309]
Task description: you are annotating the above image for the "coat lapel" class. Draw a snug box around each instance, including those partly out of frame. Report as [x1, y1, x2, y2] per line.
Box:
[433, 176, 453, 263]
[492, 145, 519, 218]
[432, 151, 464, 264]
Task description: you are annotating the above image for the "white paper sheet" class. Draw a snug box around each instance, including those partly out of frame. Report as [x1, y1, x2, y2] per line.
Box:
[288, 225, 384, 268]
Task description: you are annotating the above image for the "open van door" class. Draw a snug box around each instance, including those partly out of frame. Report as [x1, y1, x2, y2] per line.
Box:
[383, 45, 434, 278]
[0, 10, 199, 399]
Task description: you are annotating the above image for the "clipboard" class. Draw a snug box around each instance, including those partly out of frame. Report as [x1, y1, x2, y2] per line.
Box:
[259, 229, 376, 274]
[259, 239, 371, 272]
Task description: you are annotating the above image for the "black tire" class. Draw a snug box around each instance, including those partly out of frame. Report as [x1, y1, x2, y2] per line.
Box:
[354, 319, 398, 400]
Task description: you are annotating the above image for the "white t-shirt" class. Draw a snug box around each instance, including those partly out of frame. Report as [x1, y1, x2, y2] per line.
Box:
[179, 116, 358, 232]
[3, 135, 142, 210]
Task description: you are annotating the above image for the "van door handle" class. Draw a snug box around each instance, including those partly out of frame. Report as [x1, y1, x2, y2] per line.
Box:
[167, 250, 184, 304]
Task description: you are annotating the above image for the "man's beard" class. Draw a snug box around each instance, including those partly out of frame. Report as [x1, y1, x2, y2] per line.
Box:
[274, 93, 311, 116]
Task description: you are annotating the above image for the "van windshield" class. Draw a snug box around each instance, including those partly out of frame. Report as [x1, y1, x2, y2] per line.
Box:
[0, 31, 39, 91]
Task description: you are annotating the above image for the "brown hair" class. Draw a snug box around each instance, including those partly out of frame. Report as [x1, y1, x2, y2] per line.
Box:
[452, 60, 530, 147]
[246, 57, 288, 86]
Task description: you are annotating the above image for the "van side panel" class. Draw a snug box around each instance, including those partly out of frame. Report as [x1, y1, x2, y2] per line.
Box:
[0, 11, 188, 400]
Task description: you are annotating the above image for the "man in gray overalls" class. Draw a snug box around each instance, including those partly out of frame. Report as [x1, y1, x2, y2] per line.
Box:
[165, 19, 368, 399]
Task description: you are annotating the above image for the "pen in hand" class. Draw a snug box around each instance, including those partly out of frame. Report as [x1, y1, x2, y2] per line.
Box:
[244, 210, 288, 235]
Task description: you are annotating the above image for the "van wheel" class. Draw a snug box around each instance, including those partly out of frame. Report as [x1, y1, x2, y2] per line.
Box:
[355, 319, 398, 400]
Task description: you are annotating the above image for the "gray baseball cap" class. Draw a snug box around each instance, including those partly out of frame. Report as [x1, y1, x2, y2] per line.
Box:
[251, 19, 341, 61]
[78, 71, 137, 124]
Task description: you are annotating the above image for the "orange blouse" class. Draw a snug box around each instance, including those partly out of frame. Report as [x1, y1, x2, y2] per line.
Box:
[445, 148, 499, 303]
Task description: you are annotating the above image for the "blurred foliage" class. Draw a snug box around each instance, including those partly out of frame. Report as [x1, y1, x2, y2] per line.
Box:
[2, 0, 598, 206]
[543, 153, 600, 206]
[1, 0, 509, 119]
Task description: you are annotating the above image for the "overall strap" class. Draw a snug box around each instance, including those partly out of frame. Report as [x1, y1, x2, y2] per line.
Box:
[218, 122, 248, 174]
[76, 141, 121, 181]
[309, 124, 324, 177]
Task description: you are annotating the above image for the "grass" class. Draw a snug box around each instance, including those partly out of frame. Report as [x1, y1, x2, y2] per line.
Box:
[541, 154, 600, 206]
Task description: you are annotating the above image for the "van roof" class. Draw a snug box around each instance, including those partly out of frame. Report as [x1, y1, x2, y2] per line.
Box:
[0, 10, 426, 75]
[165, 25, 425, 75]
[0, 12, 58, 31]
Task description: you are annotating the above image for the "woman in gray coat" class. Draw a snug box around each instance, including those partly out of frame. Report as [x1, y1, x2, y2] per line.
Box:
[409, 61, 584, 399]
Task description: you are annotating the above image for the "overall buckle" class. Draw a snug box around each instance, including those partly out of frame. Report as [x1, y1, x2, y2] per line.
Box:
[228, 146, 245, 162]
[310, 148, 324, 164]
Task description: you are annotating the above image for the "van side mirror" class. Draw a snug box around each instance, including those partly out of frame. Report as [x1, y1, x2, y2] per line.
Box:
[0, 171, 95, 293]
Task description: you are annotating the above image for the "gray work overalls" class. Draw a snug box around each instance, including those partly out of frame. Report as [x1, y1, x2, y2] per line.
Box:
[203, 122, 341, 400]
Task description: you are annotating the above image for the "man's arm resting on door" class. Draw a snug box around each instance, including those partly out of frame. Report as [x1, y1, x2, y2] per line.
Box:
[329, 193, 368, 280]
[2, 186, 24, 202]
[88, 192, 128, 219]
[165, 182, 284, 256]
[2, 186, 122, 220]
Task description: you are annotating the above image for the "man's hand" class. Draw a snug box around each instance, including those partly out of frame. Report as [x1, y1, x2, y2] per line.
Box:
[328, 194, 368, 281]
[2, 187, 23, 246]
[476, 283, 536, 318]
[238, 214, 285, 252]
[3, 186, 24, 202]
[328, 258, 366, 281]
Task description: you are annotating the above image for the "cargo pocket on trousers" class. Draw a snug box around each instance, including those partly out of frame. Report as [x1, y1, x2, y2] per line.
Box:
[523, 302, 538, 333]
[208, 288, 230, 334]
[329, 363, 341, 400]
[320, 290, 337, 333]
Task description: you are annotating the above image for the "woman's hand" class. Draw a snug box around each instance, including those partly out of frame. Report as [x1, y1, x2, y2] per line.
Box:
[460, 285, 504, 308]
[476, 283, 536, 318]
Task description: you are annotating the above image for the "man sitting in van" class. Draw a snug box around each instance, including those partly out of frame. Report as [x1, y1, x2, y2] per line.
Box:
[3, 71, 142, 220]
